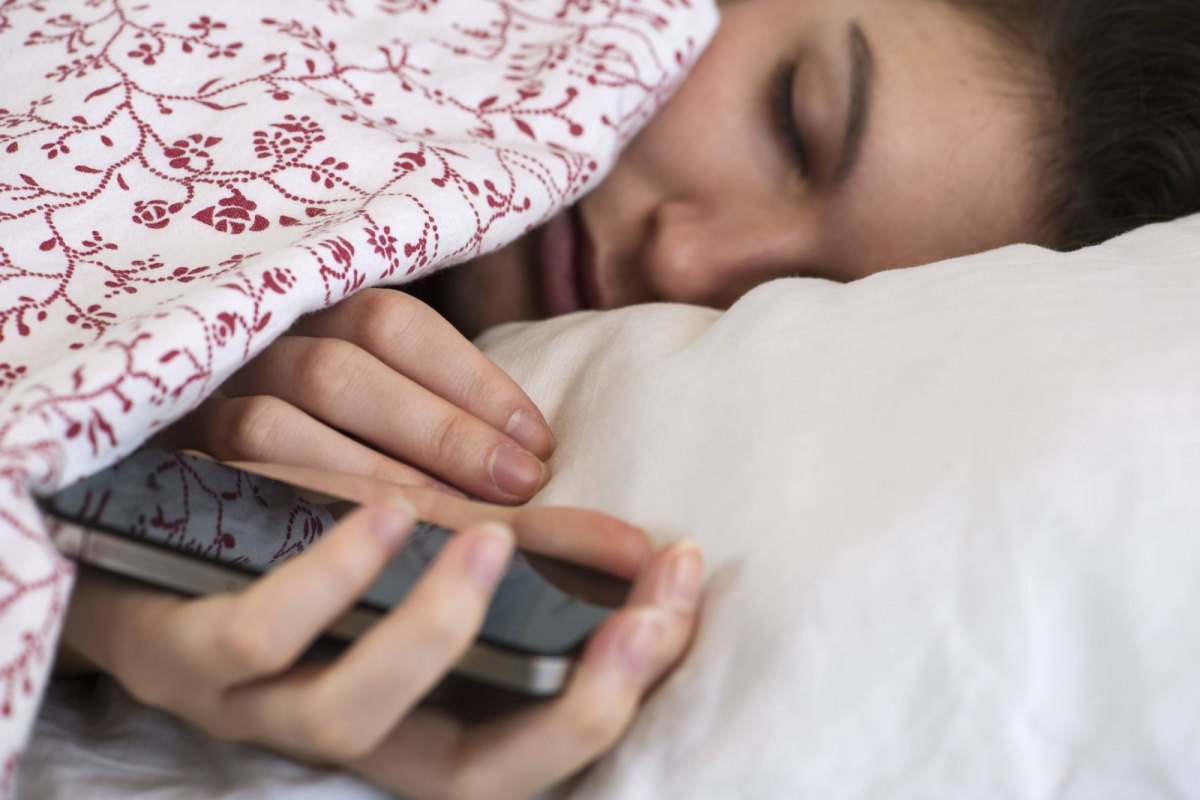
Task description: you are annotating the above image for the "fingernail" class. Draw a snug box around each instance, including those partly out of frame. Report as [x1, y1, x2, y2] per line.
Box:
[505, 408, 555, 459]
[488, 443, 548, 500]
[612, 610, 662, 681]
[372, 497, 416, 548]
[464, 522, 514, 587]
[666, 542, 703, 612]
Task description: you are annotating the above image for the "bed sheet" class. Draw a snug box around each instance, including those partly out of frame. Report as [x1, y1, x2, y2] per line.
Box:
[20, 678, 391, 800]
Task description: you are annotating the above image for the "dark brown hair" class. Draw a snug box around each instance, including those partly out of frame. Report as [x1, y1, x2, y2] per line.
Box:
[947, 0, 1200, 250]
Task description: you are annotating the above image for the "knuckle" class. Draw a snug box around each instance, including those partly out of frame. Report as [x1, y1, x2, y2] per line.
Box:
[564, 697, 629, 752]
[292, 338, 357, 398]
[353, 288, 424, 347]
[461, 373, 517, 417]
[292, 701, 375, 761]
[316, 549, 373, 599]
[215, 395, 287, 459]
[413, 602, 476, 664]
[214, 612, 289, 676]
[346, 287, 391, 309]
[428, 412, 478, 468]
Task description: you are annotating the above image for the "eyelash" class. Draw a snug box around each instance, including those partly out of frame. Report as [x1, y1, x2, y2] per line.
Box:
[771, 61, 809, 178]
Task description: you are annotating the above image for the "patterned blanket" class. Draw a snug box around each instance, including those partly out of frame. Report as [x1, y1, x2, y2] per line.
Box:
[0, 0, 715, 785]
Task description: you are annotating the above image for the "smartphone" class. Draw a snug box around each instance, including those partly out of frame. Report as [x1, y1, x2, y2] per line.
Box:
[40, 449, 624, 696]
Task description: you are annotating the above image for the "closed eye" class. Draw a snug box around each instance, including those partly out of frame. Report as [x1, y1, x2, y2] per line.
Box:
[771, 61, 809, 178]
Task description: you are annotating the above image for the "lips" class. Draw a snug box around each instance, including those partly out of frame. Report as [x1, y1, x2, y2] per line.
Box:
[538, 205, 599, 318]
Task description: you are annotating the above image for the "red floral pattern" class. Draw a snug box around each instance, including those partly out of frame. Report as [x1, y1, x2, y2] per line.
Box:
[0, 0, 715, 787]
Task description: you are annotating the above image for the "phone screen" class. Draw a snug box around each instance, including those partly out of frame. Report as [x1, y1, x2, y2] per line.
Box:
[43, 450, 615, 658]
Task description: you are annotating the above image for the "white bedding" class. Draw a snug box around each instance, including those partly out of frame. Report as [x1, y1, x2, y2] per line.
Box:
[23, 214, 1200, 798]
[497, 217, 1200, 799]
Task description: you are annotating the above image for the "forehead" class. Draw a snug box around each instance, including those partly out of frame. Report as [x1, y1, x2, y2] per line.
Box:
[823, 0, 1046, 270]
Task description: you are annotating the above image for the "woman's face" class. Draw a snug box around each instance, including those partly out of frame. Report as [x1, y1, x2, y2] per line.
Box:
[424, 0, 1046, 337]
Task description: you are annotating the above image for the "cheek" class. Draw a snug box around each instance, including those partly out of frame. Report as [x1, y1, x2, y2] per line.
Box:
[844, 133, 1041, 270]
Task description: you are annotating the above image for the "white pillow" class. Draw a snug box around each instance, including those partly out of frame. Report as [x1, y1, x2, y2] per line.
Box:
[477, 215, 1200, 799]
[21, 216, 1200, 799]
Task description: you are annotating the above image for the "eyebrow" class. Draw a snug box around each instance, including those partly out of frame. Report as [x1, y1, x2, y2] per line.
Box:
[835, 22, 875, 183]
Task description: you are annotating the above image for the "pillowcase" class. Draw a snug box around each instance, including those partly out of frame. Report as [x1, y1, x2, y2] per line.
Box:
[477, 214, 1200, 799]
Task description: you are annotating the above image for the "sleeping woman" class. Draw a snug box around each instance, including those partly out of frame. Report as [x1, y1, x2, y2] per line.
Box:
[59, 0, 1200, 797]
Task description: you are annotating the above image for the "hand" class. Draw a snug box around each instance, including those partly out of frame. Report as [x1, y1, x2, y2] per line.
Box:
[61, 466, 703, 800]
[160, 289, 555, 503]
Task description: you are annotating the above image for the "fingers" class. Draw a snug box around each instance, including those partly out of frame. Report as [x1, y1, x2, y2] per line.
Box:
[506, 505, 651, 580]
[223, 522, 516, 761]
[294, 289, 555, 459]
[65, 455, 698, 800]
[181, 500, 419, 685]
[211, 287, 555, 503]
[220, 463, 652, 580]
[221, 335, 547, 503]
[351, 541, 704, 800]
[162, 395, 464, 496]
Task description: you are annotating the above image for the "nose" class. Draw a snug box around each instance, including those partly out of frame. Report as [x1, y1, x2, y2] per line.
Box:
[643, 199, 820, 308]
